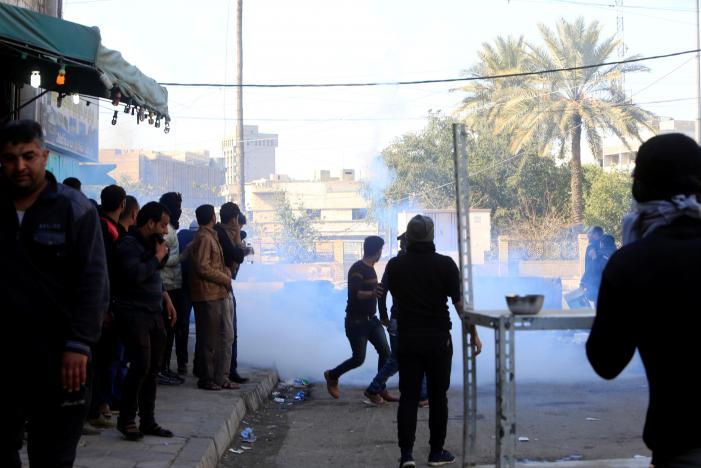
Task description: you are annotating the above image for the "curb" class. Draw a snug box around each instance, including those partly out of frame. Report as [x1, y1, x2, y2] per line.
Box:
[173, 369, 279, 468]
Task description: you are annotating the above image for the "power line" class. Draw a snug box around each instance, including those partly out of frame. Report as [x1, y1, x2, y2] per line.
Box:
[158, 48, 701, 89]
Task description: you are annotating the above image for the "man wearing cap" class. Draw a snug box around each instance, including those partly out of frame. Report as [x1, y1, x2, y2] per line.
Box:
[324, 235, 390, 399]
[385, 215, 482, 467]
[587, 133, 701, 467]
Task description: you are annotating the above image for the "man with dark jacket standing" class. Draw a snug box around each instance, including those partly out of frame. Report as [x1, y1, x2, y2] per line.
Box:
[0, 120, 109, 468]
[113, 201, 176, 441]
[587, 133, 701, 468]
[385, 215, 481, 468]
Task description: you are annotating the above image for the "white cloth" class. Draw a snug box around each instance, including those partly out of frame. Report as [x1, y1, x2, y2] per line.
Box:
[16, 210, 25, 225]
[622, 194, 701, 245]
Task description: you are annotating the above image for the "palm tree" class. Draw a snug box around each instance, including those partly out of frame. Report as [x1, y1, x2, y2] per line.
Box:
[456, 17, 652, 223]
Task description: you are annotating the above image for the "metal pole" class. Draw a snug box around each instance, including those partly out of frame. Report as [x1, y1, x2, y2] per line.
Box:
[235, 0, 246, 209]
[453, 124, 477, 466]
[696, 0, 701, 144]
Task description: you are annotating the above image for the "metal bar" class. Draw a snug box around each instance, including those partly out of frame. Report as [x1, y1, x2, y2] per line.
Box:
[452, 123, 476, 466]
[495, 316, 515, 467]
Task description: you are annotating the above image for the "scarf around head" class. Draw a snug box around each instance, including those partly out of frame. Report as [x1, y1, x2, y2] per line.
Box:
[622, 194, 701, 245]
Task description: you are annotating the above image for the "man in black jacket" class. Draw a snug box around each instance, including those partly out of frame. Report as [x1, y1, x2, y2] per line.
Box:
[0, 120, 109, 468]
[113, 201, 176, 441]
[587, 133, 701, 467]
[385, 215, 481, 468]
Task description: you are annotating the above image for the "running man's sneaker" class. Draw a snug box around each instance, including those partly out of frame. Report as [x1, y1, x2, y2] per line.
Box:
[399, 453, 416, 467]
[363, 390, 385, 406]
[428, 449, 456, 466]
[379, 389, 399, 402]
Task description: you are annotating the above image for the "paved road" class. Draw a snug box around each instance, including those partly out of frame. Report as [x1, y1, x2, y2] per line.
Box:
[219, 377, 650, 467]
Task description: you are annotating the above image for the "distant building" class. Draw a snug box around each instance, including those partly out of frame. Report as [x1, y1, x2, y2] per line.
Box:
[244, 169, 379, 262]
[602, 118, 696, 172]
[223, 125, 278, 196]
[99, 149, 225, 207]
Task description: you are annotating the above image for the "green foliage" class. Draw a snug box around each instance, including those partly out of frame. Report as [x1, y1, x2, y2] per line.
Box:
[456, 17, 652, 222]
[584, 167, 632, 240]
[271, 191, 320, 263]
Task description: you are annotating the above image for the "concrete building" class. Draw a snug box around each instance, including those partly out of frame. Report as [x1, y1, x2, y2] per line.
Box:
[99, 149, 225, 208]
[601, 118, 696, 172]
[0, 0, 60, 15]
[223, 125, 278, 195]
[244, 169, 379, 262]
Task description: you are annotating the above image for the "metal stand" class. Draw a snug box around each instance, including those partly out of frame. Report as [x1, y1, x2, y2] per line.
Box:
[495, 315, 516, 467]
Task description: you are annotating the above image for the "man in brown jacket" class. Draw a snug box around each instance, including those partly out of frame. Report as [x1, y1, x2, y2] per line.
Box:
[189, 205, 236, 391]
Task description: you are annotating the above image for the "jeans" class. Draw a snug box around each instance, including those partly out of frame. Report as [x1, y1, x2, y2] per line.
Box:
[397, 331, 453, 454]
[162, 288, 191, 370]
[116, 310, 166, 426]
[2, 351, 89, 468]
[328, 316, 390, 380]
[194, 296, 235, 385]
[228, 293, 239, 378]
[366, 319, 428, 399]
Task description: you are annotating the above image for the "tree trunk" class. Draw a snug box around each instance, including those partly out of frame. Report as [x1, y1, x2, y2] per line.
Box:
[570, 115, 584, 224]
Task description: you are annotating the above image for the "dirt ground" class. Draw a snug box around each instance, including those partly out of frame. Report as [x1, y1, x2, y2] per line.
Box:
[218, 377, 650, 467]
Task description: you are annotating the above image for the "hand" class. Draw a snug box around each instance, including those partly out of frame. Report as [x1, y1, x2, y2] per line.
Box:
[166, 301, 177, 327]
[471, 332, 483, 356]
[155, 241, 168, 262]
[380, 318, 390, 327]
[62, 351, 88, 392]
[245, 246, 255, 256]
[373, 283, 385, 299]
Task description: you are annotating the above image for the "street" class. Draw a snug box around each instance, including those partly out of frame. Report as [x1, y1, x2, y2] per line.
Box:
[218, 377, 650, 467]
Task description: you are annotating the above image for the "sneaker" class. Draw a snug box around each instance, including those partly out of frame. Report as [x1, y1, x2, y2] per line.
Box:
[418, 399, 429, 408]
[229, 373, 249, 384]
[399, 453, 416, 467]
[428, 449, 456, 466]
[324, 370, 340, 399]
[157, 372, 182, 386]
[379, 389, 399, 402]
[88, 414, 116, 428]
[163, 369, 185, 383]
[363, 390, 385, 406]
[81, 424, 101, 436]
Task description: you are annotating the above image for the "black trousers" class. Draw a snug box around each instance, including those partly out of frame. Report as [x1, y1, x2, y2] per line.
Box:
[397, 331, 453, 454]
[162, 289, 190, 370]
[116, 310, 166, 426]
[2, 351, 89, 468]
[228, 293, 239, 377]
[88, 320, 120, 419]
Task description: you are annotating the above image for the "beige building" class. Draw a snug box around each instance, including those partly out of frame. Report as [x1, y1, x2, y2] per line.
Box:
[0, 0, 60, 14]
[602, 118, 696, 172]
[223, 125, 279, 197]
[245, 169, 380, 262]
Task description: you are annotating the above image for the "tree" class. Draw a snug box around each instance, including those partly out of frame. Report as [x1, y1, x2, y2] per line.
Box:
[456, 18, 652, 223]
[584, 167, 632, 240]
[271, 191, 320, 263]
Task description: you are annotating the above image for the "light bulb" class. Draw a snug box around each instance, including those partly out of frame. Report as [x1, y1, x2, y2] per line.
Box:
[56, 66, 66, 86]
[30, 70, 41, 88]
[72, 93, 80, 105]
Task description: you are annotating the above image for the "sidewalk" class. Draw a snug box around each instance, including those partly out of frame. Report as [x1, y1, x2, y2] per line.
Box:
[23, 367, 278, 468]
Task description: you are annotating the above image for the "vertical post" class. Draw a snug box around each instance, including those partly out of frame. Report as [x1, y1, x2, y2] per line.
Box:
[696, 0, 701, 144]
[235, 0, 246, 209]
[452, 124, 477, 466]
[495, 315, 516, 467]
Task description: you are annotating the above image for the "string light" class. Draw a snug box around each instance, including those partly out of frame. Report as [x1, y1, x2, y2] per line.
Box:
[30, 70, 41, 88]
[56, 65, 66, 86]
[72, 93, 80, 105]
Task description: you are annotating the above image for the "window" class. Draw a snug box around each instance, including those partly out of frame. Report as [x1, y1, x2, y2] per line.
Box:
[352, 208, 368, 220]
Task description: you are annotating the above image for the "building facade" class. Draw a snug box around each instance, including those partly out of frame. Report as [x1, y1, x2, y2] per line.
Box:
[222, 125, 278, 195]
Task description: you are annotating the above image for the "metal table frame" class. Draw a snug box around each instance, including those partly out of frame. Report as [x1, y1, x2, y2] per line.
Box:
[461, 309, 595, 467]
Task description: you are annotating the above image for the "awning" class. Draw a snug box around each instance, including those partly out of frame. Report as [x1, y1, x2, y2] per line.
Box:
[0, 3, 169, 119]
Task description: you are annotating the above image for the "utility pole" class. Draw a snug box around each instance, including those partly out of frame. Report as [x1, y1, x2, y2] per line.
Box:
[696, 0, 701, 143]
[235, 0, 245, 209]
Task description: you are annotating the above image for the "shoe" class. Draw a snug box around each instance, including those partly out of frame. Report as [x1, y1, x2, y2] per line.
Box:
[379, 389, 399, 402]
[428, 449, 456, 466]
[81, 424, 101, 436]
[177, 364, 188, 375]
[363, 390, 385, 406]
[163, 368, 185, 383]
[324, 370, 340, 399]
[157, 372, 182, 386]
[117, 421, 144, 441]
[418, 399, 429, 408]
[140, 422, 174, 438]
[88, 414, 116, 429]
[229, 373, 249, 384]
[399, 453, 416, 467]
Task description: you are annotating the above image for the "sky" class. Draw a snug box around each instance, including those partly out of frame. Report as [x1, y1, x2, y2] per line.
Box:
[63, 0, 701, 180]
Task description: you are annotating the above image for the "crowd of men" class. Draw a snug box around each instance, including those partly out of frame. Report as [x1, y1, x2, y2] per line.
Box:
[0, 120, 252, 467]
